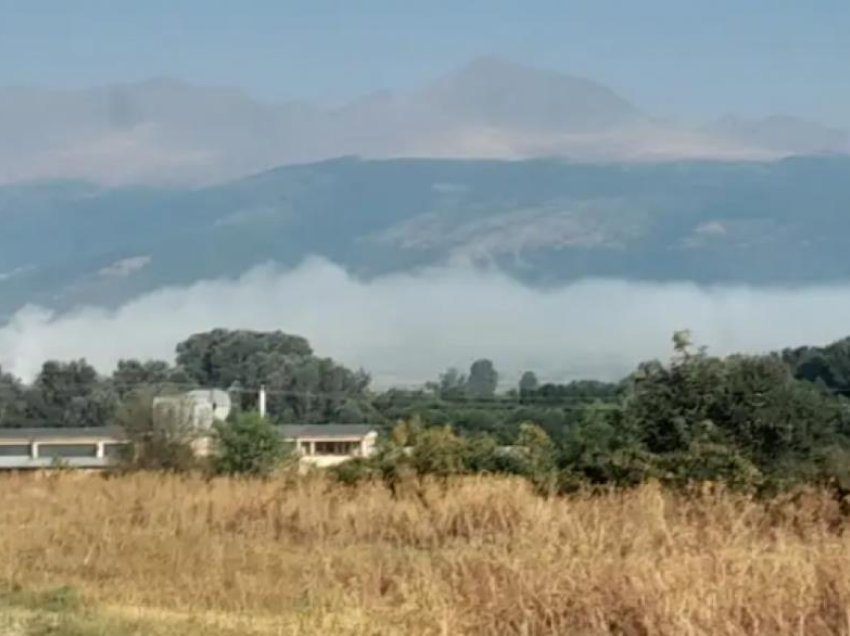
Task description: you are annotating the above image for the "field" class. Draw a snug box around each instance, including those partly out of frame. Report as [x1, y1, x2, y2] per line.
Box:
[1, 473, 850, 635]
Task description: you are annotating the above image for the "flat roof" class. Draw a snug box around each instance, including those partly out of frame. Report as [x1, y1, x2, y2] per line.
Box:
[0, 423, 375, 442]
[0, 426, 126, 441]
[279, 424, 376, 439]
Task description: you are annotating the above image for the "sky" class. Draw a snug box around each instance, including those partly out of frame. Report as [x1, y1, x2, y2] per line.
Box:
[1, 0, 849, 126]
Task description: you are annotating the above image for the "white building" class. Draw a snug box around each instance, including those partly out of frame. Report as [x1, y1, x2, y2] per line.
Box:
[152, 389, 232, 432]
[282, 424, 378, 467]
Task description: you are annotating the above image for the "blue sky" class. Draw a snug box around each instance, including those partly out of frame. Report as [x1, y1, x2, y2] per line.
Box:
[1, 0, 848, 126]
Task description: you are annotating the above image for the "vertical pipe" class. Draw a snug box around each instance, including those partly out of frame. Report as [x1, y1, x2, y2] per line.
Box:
[258, 385, 267, 419]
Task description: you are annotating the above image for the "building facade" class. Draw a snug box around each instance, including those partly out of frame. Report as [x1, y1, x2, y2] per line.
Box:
[282, 424, 378, 468]
[0, 426, 128, 469]
[0, 423, 378, 470]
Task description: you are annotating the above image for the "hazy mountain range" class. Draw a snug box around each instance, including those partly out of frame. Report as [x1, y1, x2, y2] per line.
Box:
[1, 57, 847, 186]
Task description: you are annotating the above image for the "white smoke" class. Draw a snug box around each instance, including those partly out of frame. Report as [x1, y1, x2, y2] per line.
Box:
[1, 257, 850, 387]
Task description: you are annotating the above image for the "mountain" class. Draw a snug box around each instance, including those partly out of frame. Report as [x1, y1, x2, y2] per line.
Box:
[420, 57, 641, 132]
[3, 155, 850, 319]
[708, 115, 850, 155]
[1, 58, 845, 186]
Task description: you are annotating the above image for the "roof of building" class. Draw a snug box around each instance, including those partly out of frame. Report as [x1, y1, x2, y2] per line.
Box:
[0, 426, 126, 441]
[0, 423, 376, 442]
[279, 424, 377, 439]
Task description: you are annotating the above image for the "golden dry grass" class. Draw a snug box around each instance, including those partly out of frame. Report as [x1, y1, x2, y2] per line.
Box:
[2, 472, 850, 635]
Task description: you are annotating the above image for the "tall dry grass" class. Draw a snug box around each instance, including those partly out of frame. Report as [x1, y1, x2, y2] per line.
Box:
[1, 472, 850, 635]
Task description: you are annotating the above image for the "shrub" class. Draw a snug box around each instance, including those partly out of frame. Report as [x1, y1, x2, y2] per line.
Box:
[213, 412, 288, 477]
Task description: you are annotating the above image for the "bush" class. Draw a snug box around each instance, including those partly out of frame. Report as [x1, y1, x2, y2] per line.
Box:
[330, 457, 378, 486]
[213, 412, 288, 477]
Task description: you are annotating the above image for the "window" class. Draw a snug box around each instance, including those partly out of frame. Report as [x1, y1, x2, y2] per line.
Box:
[0, 444, 31, 457]
[313, 441, 360, 456]
[38, 444, 98, 459]
[103, 443, 129, 459]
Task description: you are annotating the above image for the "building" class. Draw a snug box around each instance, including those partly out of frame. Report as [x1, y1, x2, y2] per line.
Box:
[152, 389, 232, 431]
[282, 424, 378, 468]
[0, 422, 378, 470]
[0, 426, 128, 469]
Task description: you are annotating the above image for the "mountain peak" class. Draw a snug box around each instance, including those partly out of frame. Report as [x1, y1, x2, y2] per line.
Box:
[425, 57, 641, 132]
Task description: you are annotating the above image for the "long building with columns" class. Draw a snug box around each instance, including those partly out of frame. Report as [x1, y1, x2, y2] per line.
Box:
[0, 423, 378, 470]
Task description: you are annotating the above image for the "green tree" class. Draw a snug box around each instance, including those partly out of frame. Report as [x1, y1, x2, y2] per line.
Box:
[468, 359, 498, 399]
[0, 366, 28, 428]
[26, 360, 116, 428]
[623, 332, 850, 485]
[435, 367, 467, 400]
[214, 412, 288, 477]
[410, 425, 467, 479]
[518, 371, 539, 395]
[176, 330, 370, 423]
[112, 359, 185, 398]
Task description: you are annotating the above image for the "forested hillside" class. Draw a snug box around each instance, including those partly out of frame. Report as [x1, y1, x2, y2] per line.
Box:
[3, 155, 850, 318]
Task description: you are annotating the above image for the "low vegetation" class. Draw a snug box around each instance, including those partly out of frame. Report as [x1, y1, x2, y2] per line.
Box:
[2, 472, 850, 635]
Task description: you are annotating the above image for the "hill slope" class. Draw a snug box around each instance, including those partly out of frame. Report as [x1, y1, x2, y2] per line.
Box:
[2, 155, 850, 318]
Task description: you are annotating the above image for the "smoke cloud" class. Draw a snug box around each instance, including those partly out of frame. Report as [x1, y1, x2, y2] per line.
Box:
[1, 257, 849, 387]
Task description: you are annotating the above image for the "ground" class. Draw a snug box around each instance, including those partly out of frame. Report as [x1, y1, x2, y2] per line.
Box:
[1, 472, 850, 635]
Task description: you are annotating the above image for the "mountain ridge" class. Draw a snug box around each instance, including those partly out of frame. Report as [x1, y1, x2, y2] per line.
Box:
[2, 154, 850, 320]
[1, 58, 847, 187]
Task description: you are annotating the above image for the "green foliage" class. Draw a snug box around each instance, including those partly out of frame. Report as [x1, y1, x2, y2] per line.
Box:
[519, 371, 539, 395]
[329, 457, 378, 486]
[558, 404, 655, 489]
[0, 365, 28, 428]
[658, 443, 763, 492]
[6, 324, 850, 499]
[622, 332, 850, 488]
[410, 426, 468, 479]
[111, 359, 188, 398]
[468, 359, 498, 399]
[26, 360, 117, 428]
[213, 412, 288, 477]
[784, 337, 850, 393]
[176, 329, 371, 423]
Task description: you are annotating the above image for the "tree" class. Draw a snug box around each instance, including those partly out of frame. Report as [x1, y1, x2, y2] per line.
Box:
[175, 330, 370, 422]
[112, 359, 183, 398]
[436, 368, 467, 400]
[26, 360, 116, 428]
[410, 425, 467, 479]
[784, 337, 850, 394]
[213, 412, 288, 477]
[0, 366, 28, 428]
[623, 333, 850, 484]
[176, 329, 312, 388]
[519, 371, 539, 395]
[468, 359, 498, 399]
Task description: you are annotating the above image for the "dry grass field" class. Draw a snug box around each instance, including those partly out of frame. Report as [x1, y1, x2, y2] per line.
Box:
[2, 472, 850, 635]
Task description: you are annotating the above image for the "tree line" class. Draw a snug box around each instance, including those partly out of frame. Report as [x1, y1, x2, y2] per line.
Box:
[3, 328, 850, 493]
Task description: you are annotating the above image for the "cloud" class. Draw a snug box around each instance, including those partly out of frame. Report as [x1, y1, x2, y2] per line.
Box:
[1, 258, 849, 387]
